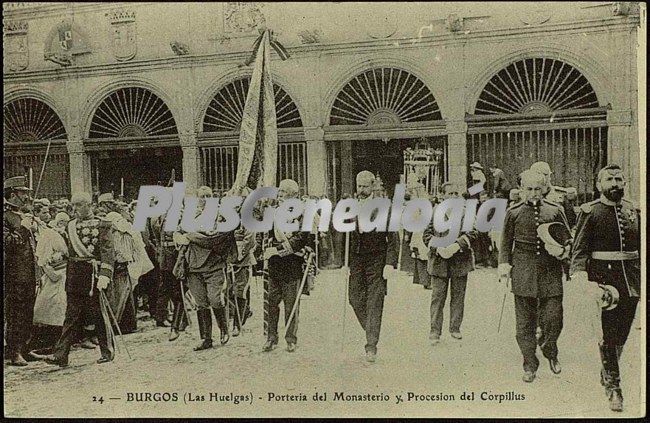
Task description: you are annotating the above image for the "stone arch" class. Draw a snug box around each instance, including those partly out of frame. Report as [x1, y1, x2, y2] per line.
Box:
[195, 68, 305, 133]
[323, 56, 446, 124]
[82, 77, 181, 139]
[467, 46, 612, 114]
[3, 88, 70, 139]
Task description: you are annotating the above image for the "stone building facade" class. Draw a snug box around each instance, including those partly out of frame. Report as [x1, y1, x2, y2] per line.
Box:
[3, 2, 644, 204]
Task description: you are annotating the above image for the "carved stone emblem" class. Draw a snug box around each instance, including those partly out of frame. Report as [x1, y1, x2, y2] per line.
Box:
[44, 20, 91, 66]
[446, 14, 463, 32]
[224, 2, 266, 34]
[297, 29, 322, 45]
[4, 20, 28, 71]
[106, 9, 136, 62]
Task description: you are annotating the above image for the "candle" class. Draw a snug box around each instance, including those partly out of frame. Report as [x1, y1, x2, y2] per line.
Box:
[120, 177, 124, 197]
[29, 168, 33, 190]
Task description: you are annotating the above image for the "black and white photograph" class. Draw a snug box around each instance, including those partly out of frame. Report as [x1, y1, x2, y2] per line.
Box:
[3, 1, 646, 418]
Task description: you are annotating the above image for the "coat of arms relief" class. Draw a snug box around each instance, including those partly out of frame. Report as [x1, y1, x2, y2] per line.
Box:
[106, 9, 136, 62]
[4, 20, 29, 71]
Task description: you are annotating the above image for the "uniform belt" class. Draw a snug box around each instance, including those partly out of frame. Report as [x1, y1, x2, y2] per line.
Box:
[591, 251, 639, 261]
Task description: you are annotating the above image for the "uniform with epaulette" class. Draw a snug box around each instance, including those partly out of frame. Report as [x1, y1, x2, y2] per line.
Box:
[499, 173, 572, 381]
[570, 164, 640, 412]
[262, 179, 313, 353]
[3, 176, 38, 366]
[45, 193, 116, 367]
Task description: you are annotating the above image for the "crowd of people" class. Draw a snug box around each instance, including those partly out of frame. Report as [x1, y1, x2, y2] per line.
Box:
[3, 159, 640, 413]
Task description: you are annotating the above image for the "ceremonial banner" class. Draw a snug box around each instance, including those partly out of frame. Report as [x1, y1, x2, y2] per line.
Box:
[233, 30, 279, 191]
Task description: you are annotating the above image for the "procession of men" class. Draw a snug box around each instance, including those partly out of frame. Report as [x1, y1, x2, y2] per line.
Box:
[3, 158, 642, 413]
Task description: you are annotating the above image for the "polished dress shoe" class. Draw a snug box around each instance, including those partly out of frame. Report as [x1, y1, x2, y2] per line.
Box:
[548, 357, 562, 374]
[262, 340, 277, 352]
[44, 355, 68, 367]
[286, 343, 296, 353]
[193, 339, 213, 351]
[8, 353, 28, 366]
[96, 355, 114, 364]
[522, 371, 536, 383]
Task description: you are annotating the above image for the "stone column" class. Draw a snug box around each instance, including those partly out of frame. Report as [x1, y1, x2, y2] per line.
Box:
[304, 127, 326, 196]
[180, 131, 200, 194]
[445, 120, 468, 190]
[67, 136, 92, 196]
[607, 109, 639, 203]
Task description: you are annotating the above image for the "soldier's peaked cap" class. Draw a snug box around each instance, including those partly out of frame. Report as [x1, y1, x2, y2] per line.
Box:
[356, 170, 375, 184]
[4, 176, 32, 191]
[537, 222, 572, 250]
[279, 179, 299, 194]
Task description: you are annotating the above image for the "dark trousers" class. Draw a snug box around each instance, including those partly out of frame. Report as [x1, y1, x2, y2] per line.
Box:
[429, 275, 468, 336]
[4, 292, 35, 356]
[53, 292, 112, 362]
[514, 295, 563, 372]
[154, 268, 178, 323]
[267, 276, 300, 344]
[349, 256, 386, 354]
[602, 295, 638, 347]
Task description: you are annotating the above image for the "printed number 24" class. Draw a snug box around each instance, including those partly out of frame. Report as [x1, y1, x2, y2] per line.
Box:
[93, 396, 104, 404]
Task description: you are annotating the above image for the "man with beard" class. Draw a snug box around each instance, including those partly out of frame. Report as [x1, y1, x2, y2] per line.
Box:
[530, 161, 576, 227]
[570, 165, 640, 412]
[348, 171, 399, 362]
[499, 170, 571, 383]
[3, 176, 37, 366]
[262, 179, 313, 353]
[44, 192, 116, 366]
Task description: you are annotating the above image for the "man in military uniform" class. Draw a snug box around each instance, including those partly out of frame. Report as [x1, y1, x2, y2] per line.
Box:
[44, 192, 116, 366]
[174, 186, 237, 351]
[570, 164, 640, 412]
[530, 161, 576, 227]
[423, 182, 479, 344]
[3, 176, 37, 366]
[262, 179, 313, 353]
[499, 170, 571, 383]
[348, 171, 399, 362]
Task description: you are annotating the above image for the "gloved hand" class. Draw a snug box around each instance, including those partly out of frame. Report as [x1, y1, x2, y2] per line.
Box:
[498, 263, 512, 283]
[544, 243, 565, 258]
[382, 265, 395, 280]
[97, 275, 110, 291]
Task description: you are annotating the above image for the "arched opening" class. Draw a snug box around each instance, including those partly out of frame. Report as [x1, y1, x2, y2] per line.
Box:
[86, 87, 181, 200]
[467, 58, 608, 204]
[325, 67, 447, 202]
[198, 77, 307, 194]
[3, 98, 70, 199]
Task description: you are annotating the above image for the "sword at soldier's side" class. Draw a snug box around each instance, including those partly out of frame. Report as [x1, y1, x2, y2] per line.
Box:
[285, 251, 314, 338]
[497, 275, 510, 333]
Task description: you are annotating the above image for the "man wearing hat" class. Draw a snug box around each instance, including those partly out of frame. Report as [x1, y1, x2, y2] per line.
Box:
[570, 164, 640, 412]
[3, 176, 37, 366]
[348, 171, 399, 362]
[499, 170, 571, 383]
[175, 186, 237, 351]
[44, 192, 117, 366]
[261, 179, 313, 353]
[469, 162, 487, 198]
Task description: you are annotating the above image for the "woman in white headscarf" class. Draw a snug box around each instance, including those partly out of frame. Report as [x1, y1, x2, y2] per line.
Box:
[29, 212, 70, 357]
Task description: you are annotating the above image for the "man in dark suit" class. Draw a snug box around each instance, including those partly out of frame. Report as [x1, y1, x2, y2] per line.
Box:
[423, 182, 479, 344]
[3, 176, 37, 367]
[499, 170, 571, 383]
[348, 171, 399, 363]
[45, 192, 116, 366]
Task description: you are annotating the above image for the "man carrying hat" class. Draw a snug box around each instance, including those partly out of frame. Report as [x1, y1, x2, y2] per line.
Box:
[499, 170, 571, 383]
[261, 179, 313, 353]
[348, 171, 399, 363]
[3, 176, 37, 366]
[570, 164, 640, 412]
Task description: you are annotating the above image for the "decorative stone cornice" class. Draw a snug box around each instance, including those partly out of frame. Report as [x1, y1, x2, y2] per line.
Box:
[106, 9, 135, 24]
[3, 19, 28, 34]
